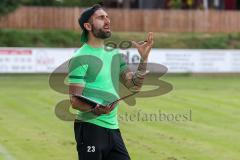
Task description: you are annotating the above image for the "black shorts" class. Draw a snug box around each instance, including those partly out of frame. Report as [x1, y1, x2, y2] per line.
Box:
[74, 120, 131, 160]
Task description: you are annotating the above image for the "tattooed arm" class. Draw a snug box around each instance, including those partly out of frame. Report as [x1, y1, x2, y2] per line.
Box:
[120, 58, 148, 92]
[120, 32, 154, 92]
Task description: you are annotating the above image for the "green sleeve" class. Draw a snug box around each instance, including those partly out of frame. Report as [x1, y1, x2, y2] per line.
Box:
[68, 57, 88, 85]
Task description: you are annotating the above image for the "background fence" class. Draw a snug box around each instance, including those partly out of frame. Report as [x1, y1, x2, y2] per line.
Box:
[1, 7, 240, 33]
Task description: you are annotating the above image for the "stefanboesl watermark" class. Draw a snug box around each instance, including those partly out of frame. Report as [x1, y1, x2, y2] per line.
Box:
[118, 109, 192, 122]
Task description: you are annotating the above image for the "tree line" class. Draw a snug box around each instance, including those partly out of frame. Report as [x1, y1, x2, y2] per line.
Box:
[0, 0, 102, 16]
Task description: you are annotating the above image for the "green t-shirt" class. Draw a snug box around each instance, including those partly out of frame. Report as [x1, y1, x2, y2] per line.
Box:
[68, 43, 127, 129]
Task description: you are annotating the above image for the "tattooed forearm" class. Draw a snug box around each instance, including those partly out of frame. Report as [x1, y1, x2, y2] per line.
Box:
[120, 59, 148, 92]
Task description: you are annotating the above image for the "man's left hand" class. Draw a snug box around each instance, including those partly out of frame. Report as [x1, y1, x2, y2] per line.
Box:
[132, 32, 154, 61]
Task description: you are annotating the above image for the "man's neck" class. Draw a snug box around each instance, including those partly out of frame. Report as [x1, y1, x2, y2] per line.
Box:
[87, 36, 104, 48]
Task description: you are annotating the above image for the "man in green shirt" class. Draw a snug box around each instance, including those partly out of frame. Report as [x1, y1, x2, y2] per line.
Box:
[69, 4, 154, 160]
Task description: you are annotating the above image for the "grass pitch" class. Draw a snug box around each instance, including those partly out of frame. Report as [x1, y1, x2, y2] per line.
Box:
[0, 74, 239, 160]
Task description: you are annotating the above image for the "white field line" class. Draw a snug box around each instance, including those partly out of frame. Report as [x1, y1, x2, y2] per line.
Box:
[0, 144, 16, 160]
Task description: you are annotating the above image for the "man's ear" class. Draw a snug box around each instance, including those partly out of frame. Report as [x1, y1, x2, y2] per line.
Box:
[83, 23, 92, 32]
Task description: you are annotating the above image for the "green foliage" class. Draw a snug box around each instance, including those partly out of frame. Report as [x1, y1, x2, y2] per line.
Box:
[0, 29, 81, 47]
[169, 0, 182, 9]
[0, 0, 102, 9]
[22, 0, 103, 7]
[0, 0, 20, 16]
[1, 29, 240, 49]
[61, 0, 103, 7]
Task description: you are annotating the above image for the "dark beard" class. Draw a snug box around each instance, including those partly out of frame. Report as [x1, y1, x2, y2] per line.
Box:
[92, 25, 111, 39]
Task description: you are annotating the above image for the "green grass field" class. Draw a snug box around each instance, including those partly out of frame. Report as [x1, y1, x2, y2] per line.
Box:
[0, 74, 240, 160]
